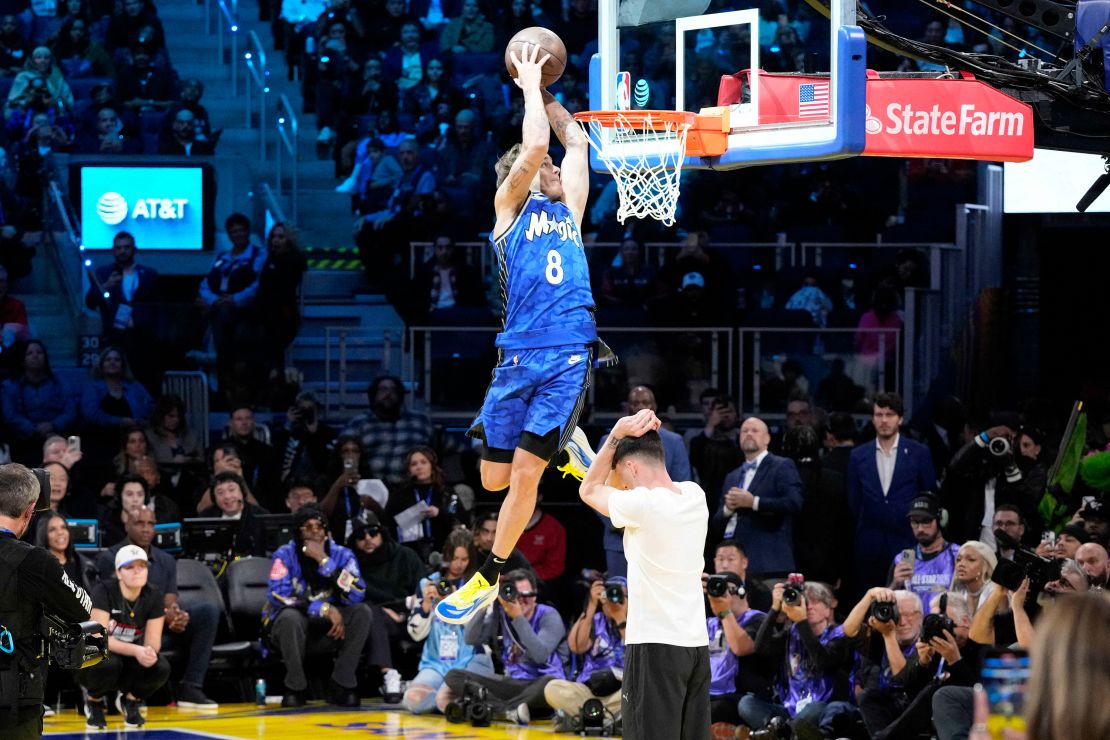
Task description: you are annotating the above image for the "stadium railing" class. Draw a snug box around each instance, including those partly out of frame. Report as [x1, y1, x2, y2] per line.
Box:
[244, 30, 269, 162]
[275, 94, 299, 222]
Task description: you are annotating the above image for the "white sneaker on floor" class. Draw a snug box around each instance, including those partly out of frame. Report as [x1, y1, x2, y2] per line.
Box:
[506, 702, 530, 725]
[42, 704, 55, 717]
[381, 668, 402, 703]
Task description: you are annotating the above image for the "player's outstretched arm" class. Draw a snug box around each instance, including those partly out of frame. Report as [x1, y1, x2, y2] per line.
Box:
[495, 43, 552, 220]
[542, 89, 589, 226]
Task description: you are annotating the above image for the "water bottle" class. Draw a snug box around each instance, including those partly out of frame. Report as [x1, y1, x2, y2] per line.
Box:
[255, 678, 266, 705]
[447, 493, 458, 515]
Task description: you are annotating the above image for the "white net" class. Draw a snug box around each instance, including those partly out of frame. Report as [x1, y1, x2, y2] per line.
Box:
[578, 112, 691, 227]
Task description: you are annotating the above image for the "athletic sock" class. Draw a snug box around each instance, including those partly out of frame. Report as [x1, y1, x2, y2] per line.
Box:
[478, 553, 509, 584]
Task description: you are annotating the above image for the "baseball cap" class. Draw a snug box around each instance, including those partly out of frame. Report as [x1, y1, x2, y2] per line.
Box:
[1058, 522, 1091, 544]
[681, 271, 706, 290]
[907, 495, 942, 521]
[115, 544, 148, 570]
[1081, 498, 1107, 521]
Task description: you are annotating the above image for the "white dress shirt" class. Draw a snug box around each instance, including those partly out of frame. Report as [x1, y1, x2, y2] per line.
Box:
[876, 434, 900, 496]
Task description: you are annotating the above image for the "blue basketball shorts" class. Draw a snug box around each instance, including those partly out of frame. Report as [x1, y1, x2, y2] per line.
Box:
[468, 344, 591, 462]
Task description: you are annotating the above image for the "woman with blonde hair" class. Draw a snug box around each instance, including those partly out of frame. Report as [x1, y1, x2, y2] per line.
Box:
[951, 540, 997, 617]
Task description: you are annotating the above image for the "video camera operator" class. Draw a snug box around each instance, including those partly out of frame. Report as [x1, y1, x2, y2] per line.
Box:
[0, 463, 100, 739]
[942, 426, 1042, 548]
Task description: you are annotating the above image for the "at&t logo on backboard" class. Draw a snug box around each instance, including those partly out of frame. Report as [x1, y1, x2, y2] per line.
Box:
[96, 192, 128, 225]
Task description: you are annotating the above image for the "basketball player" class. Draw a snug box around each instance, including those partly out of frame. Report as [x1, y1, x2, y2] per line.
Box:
[436, 42, 603, 624]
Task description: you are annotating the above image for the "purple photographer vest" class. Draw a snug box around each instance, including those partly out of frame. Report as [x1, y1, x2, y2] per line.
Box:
[782, 623, 846, 716]
[577, 612, 624, 683]
[708, 609, 765, 696]
[501, 604, 566, 680]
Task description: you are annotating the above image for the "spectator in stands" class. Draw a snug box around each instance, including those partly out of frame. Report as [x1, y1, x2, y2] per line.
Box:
[1049, 522, 1090, 560]
[349, 512, 424, 610]
[410, 234, 486, 320]
[472, 509, 531, 574]
[42, 460, 78, 518]
[341, 375, 438, 485]
[355, 137, 436, 236]
[75, 104, 141, 153]
[785, 424, 852, 589]
[436, 107, 494, 197]
[0, 147, 32, 282]
[815, 358, 864, 413]
[854, 284, 903, 366]
[367, 0, 415, 51]
[493, 0, 535, 48]
[146, 394, 202, 467]
[386, 444, 467, 561]
[943, 424, 1042, 548]
[784, 392, 815, 431]
[158, 107, 214, 155]
[312, 18, 362, 146]
[658, 231, 735, 309]
[0, 264, 28, 350]
[1076, 541, 1109, 587]
[256, 222, 307, 382]
[710, 416, 804, 577]
[320, 433, 384, 542]
[263, 505, 372, 707]
[52, 16, 113, 78]
[517, 491, 566, 586]
[35, 510, 87, 590]
[116, 41, 176, 113]
[199, 471, 267, 556]
[79, 545, 170, 729]
[281, 478, 316, 514]
[2, 339, 77, 462]
[0, 15, 28, 74]
[599, 238, 665, 317]
[128, 457, 181, 525]
[193, 441, 264, 513]
[384, 21, 436, 91]
[101, 423, 149, 498]
[739, 581, 852, 737]
[442, 568, 565, 718]
[888, 495, 960, 606]
[198, 213, 267, 403]
[952, 540, 997, 617]
[439, 0, 493, 54]
[5, 46, 74, 117]
[822, 412, 856, 477]
[105, 0, 164, 53]
[993, 504, 1026, 560]
[847, 392, 936, 599]
[98, 473, 153, 547]
[544, 574, 626, 731]
[703, 570, 767, 732]
[79, 346, 155, 437]
[404, 528, 495, 715]
[221, 404, 278, 498]
[271, 391, 336, 488]
[402, 56, 449, 120]
[163, 78, 214, 145]
[336, 57, 397, 169]
[339, 134, 398, 205]
[689, 394, 743, 516]
[95, 506, 219, 707]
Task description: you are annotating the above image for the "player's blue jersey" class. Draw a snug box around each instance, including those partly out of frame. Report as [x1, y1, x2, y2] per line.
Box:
[492, 192, 596, 350]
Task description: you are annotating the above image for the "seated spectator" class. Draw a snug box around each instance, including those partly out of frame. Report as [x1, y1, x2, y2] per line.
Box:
[888, 495, 960, 607]
[472, 510, 531, 575]
[312, 18, 362, 145]
[354, 139, 437, 274]
[599, 238, 665, 316]
[5, 46, 74, 117]
[543, 575, 627, 731]
[340, 135, 400, 205]
[162, 78, 214, 145]
[193, 441, 265, 514]
[410, 234, 486, 320]
[75, 104, 141, 153]
[52, 16, 114, 78]
[40, 434, 81, 473]
[738, 582, 852, 737]
[78, 545, 170, 729]
[436, 108, 495, 194]
[196, 214, 267, 404]
[349, 512, 425, 610]
[493, 0, 535, 48]
[1076, 541, 1109, 588]
[105, 0, 164, 53]
[35, 509, 88, 590]
[403, 528, 494, 715]
[115, 41, 177, 113]
[340, 376, 438, 486]
[129, 456, 182, 524]
[95, 506, 219, 708]
[703, 571, 769, 732]
[43, 459, 95, 518]
[438, 0, 493, 54]
[78, 346, 154, 440]
[386, 445, 468, 561]
[98, 473, 154, 547]
[366, 0, 415, 51]
[198, 471, 267, 556]
[383, 21, 437, 91]
[402, 57, 449, 120]
[146, 394, 202, 467]
[784, 273, 834, 328]
[99, 423, 150, 499]
[440, 568, 565, 718]
[262, 505, 372, 707]
[0, 15, 29, 75]
[516, 491, 566, 588]
[284, 478, 318, 513]
[270, 390, 337, 488]
[218, 403, 278, 499]
[320, 433, 385, 542]
[1, 339, 77, 462]
[854, 285, 903, 364]
[255, 222, 307, 382]
[157, 106, 214, 155]
[952, 540, 997, 618]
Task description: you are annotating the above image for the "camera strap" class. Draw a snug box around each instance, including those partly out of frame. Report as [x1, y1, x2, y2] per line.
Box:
[0, 628, 12, 654]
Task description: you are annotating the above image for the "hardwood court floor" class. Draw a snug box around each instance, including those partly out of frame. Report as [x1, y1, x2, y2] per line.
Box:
[44, 702, 556, 739]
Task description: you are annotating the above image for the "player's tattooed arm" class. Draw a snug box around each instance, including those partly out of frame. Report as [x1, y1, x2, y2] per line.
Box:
[542, 89, 587, 149]
[507, 160, 534, 191]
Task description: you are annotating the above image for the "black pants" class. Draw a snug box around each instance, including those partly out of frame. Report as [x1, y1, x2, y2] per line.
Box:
[870, 683, 942, 740]
[859, 687, 909, 737]
[710, 691, 742, 725]
[623, 643, 711, 740]
[3, 709, 42, 740]
[269, 604, 371, 692]
[77, 653, 171, 700]
[443, 669, 554, 712]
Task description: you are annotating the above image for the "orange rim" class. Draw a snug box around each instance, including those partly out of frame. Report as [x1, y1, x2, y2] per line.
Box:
[574, 109, 697, 130]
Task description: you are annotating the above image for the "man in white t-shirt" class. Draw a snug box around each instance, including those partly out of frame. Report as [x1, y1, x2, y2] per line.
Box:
[579, 409, 711, 740]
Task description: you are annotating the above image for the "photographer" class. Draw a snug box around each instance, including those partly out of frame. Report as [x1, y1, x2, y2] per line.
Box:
[78, 545, 170, 729]
[543, 575, 627, 730]
[441, 568, 566, 721]
[0, 464, 94, 740]
[942, 426, 1041, 547]
[703, 571, 769, 729]
[842, 588, 925, 738]
[269, 391, 337, 488]
[738, 581, 853, 737]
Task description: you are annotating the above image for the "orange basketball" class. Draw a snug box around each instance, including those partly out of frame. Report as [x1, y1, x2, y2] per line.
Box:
[504, 26, 567, 87]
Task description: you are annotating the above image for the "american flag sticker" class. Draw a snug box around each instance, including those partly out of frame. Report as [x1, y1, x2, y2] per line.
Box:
[798, 82, 830, 118]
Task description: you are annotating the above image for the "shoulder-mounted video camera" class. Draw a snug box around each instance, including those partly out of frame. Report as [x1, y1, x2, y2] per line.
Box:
[992, 529, 1064, 603]
[39, 613, 107, 670]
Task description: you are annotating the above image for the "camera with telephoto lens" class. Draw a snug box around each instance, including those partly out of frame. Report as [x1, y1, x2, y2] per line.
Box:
[921, 593, 956, 643]
[781, 573, 805, 607]
[39, 613, 107, 670]
[444, 682, 492, 727]
[869, 600, 900, 624]
[706, 573, 746, 599]
[992, 529, 1064, 605]
[603, 580, 625, 605]
[987, 436, 1023, 483]
[433, 576, 451, 597]
[500, 581, 519, 603]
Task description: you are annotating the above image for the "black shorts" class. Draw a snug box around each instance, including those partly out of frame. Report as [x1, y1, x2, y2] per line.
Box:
[622, 643, 711, 740]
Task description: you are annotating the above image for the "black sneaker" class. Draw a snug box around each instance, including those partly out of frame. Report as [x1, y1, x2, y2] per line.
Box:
[117, 694, 145, 727]
[281, 690, 306, 708]
[326, 680, 360, 708]
[84, 698, 107, 730]
[177, 682, 219, 710]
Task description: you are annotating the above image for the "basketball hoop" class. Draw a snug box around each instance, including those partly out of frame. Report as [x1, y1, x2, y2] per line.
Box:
[575, 110, 728, 227]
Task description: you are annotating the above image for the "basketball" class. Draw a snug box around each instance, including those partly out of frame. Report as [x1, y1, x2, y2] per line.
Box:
[504, 26, 567, 87]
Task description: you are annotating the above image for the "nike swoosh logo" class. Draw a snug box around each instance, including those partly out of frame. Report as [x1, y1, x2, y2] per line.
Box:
[568, 354, 582, 365]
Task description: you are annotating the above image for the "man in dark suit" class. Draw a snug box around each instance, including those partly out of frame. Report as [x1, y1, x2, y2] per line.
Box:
[846, 392, 937, 600]
[708, 416, 804, 577]
[84, 230, 160, 385]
